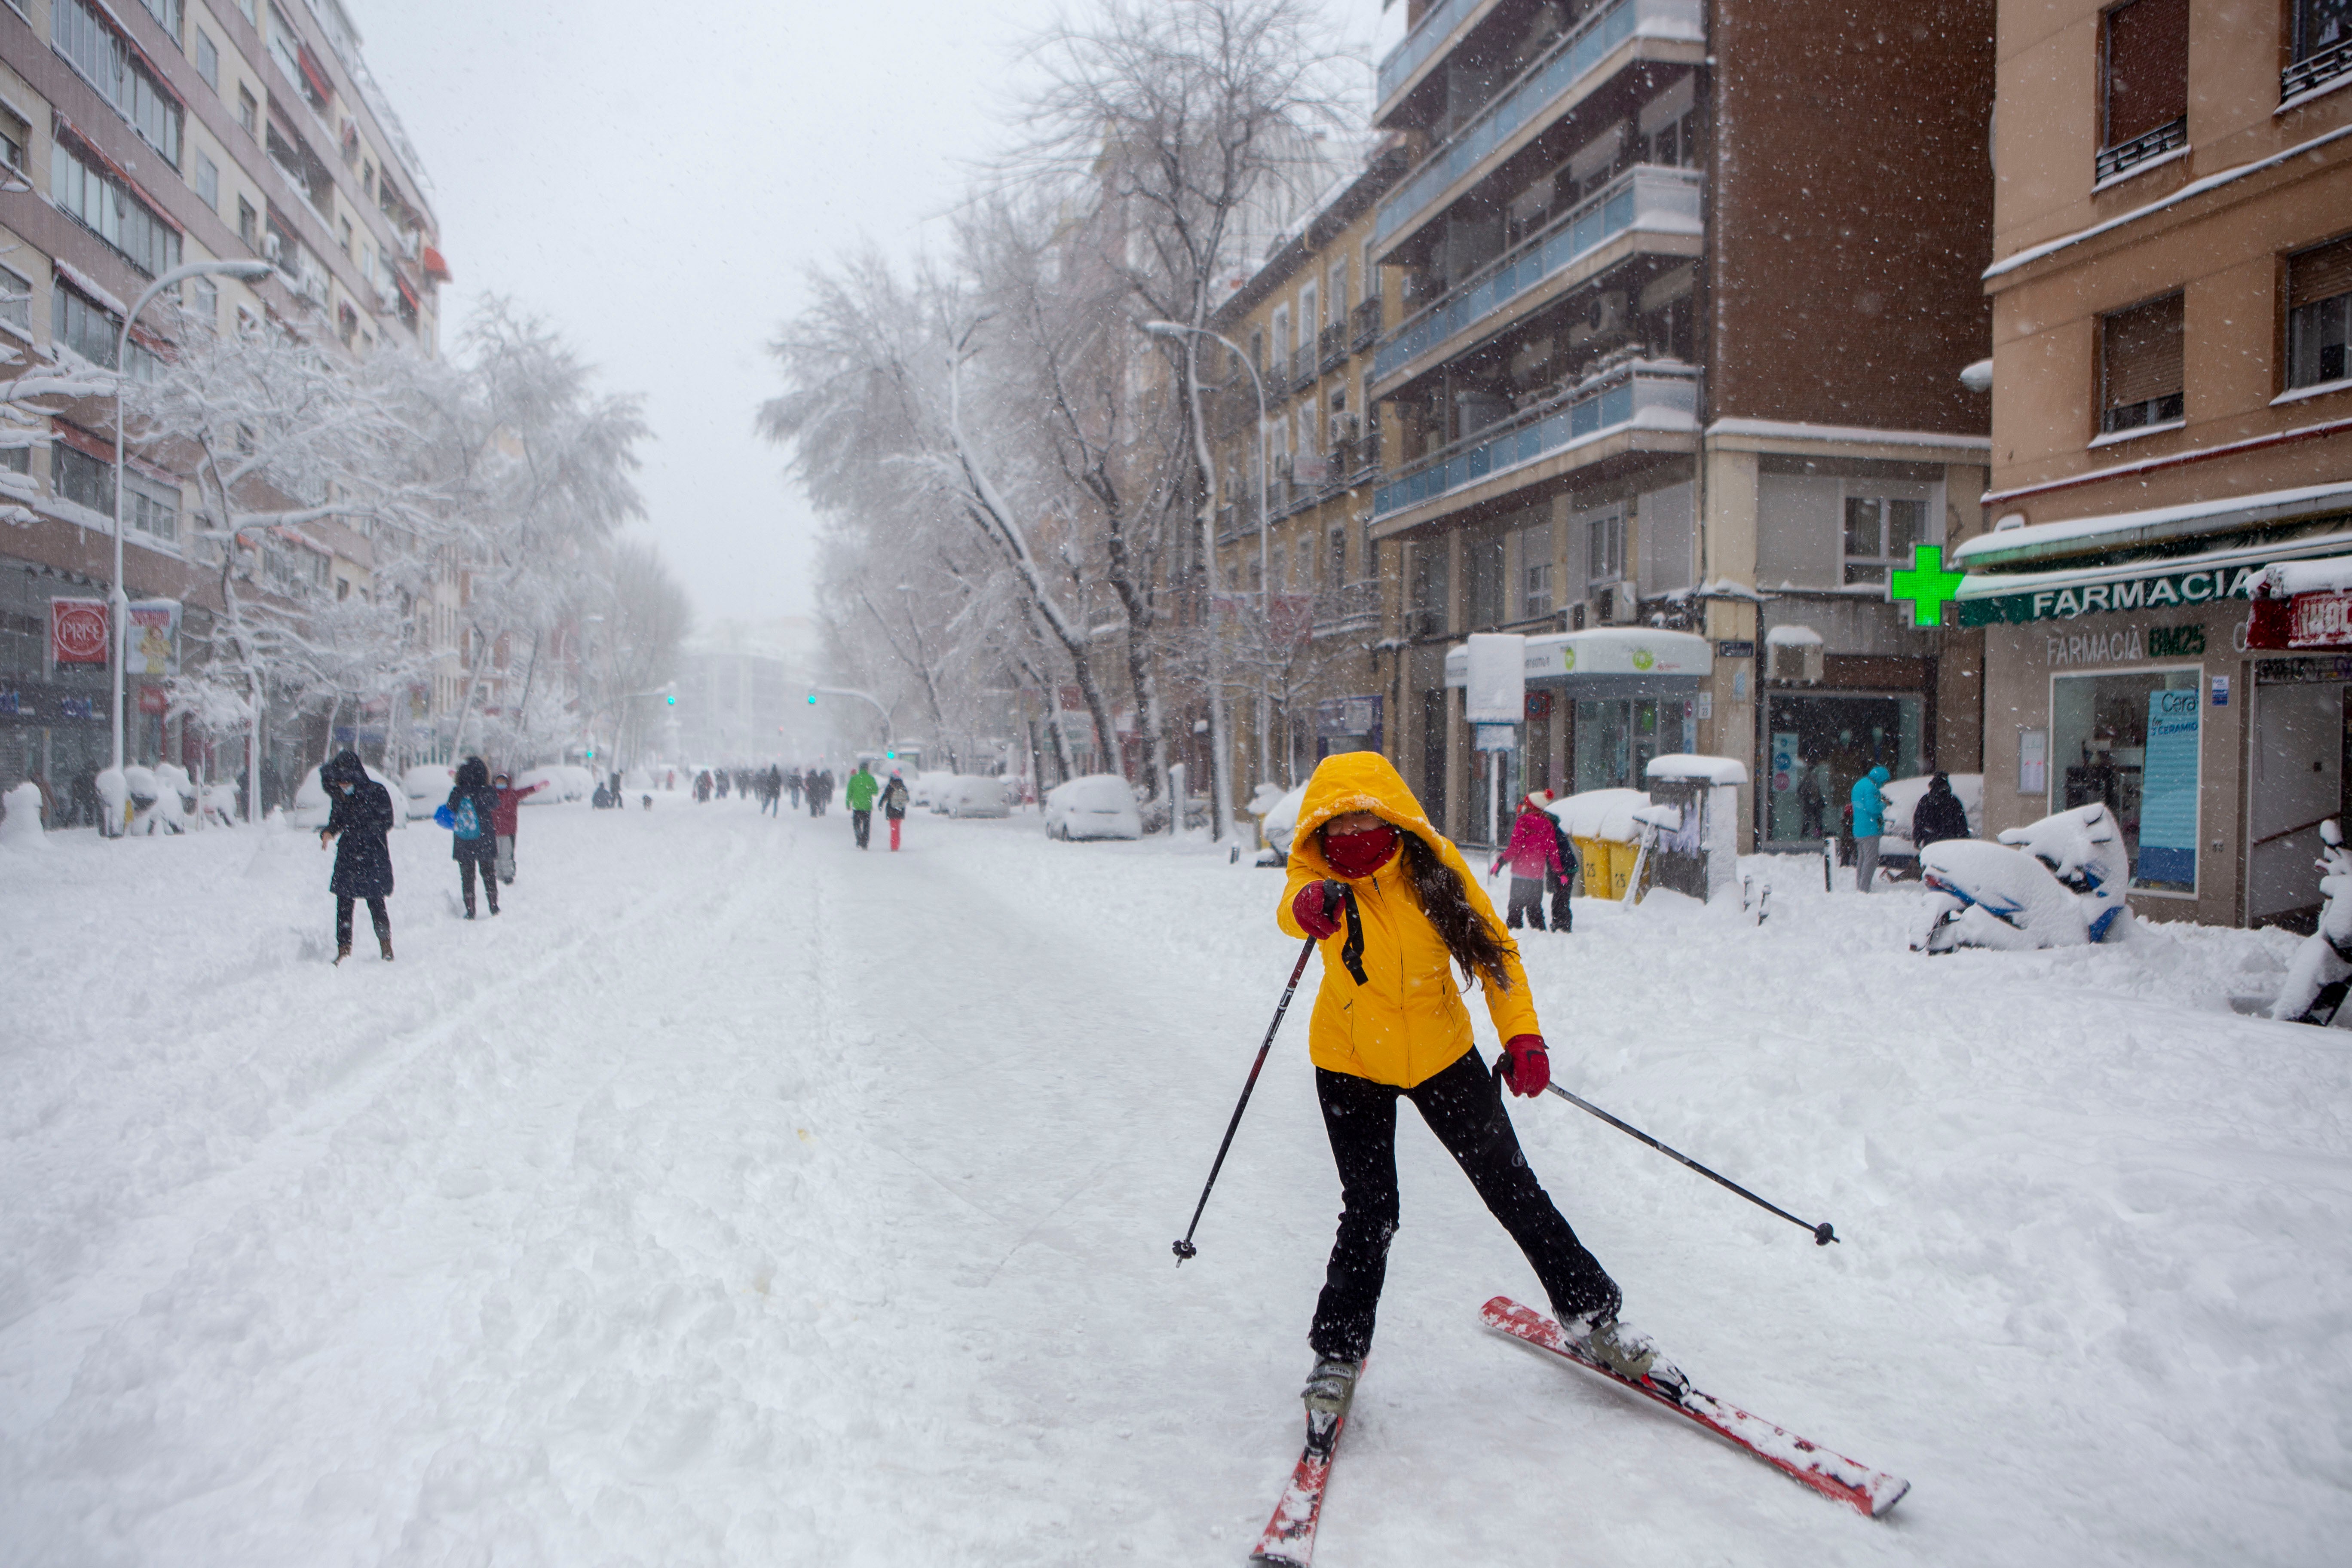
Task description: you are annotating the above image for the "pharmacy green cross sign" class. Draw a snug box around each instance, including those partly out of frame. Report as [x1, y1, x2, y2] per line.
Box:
[1889, 544, 1966, 628]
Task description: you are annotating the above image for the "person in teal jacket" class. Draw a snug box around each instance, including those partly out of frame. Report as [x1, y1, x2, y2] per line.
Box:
[844, 761, 879, 849]
[1849, 764, 1891, 893]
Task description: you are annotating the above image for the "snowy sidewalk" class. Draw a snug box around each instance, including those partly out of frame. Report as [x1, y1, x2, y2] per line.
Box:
[1, 802, 2347, 1565]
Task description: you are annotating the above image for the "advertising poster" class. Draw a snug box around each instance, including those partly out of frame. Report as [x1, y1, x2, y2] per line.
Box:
[50, 598, 108, 665]
[2137, 689, 2200, 888]
[1770, 731, 1799, 794]
[127, 599, 180, 677]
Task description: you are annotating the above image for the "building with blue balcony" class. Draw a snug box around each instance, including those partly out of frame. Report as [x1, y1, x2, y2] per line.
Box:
[1362, 0, 1999, 851]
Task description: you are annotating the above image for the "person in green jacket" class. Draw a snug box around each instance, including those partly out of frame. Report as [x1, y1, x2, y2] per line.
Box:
[845, 761, 879, 849]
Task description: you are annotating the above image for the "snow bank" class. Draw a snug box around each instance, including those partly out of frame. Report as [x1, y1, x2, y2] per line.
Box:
[0, 779, 47, 846]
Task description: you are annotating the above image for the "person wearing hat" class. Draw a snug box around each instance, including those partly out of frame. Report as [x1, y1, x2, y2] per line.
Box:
[318, 749, 395, 963]
[1488, 788, 1565, 930]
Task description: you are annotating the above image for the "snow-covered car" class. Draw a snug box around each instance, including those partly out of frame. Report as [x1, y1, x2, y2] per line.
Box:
[514, 765, 589, 804]
[402, 764, 456, 819]
[1877, 774, 1985, 868]
[940, 775, 1013, 818]
[1044, 775, 1141, 840]
[912, 770, 958, 809]
[1257, 782, 1308, 858]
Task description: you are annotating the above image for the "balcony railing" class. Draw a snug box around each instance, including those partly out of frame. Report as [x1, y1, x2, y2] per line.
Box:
[1350, 295, 1382, 351]
[1314, 580, 1383, 631]
[1375, 0, 1488, 112]
[1372, 358, 1697, 521]
[1374, 0, 1701, 247]
[2094, 115, 2187, 184]
[2284, 36, 2352, 103]
[1318, 321, 1348, 373]
[1291, 343, 1318, 394]
[1372, 164, 1702, 384]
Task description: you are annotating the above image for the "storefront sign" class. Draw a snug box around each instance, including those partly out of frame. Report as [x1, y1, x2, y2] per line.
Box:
[50, 598, 108, 665]
[1958, 564, 2259, 626]
[2289, 591, 2352, 647]
[1716, 640, 1755, 659]
[1769, 731, 1800, 794]
[138, 686, 167, 714]
[2258, 655, 2352, 685]
[1314, 695, 1381, 736]
[2044, 622, 2206, 666]
[2211, 675, 2230, 706]
[2138, 689, 2201, 888]
[1473, 723, 1517, 751]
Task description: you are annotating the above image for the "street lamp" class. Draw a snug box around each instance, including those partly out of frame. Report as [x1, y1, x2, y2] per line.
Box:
[806, 685, 894, 753]
[110, 258, 275, 780]
[1145, 318, 1267, 837]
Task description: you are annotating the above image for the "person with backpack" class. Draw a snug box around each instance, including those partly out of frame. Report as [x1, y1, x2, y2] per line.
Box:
[441, 757, 502, 918]
[489, 769, 549, 885]
[877, 768, 911, 851]
[1547, 805, 1578, 933]
[1487, 790, 1563, 930]
[844, 760, 879, 849]
[318, 749, 395, 963]
[1275, 752, 1664, 1426]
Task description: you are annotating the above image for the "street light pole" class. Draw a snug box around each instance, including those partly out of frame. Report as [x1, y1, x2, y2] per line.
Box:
[107, 258, 276, 796]
[1145, 319, 1265, 841]
[807, 685, 894, 753]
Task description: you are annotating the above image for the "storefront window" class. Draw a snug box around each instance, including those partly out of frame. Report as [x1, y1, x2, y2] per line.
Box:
[1573, 698, 1694, 793]
[1762, 692, 1923, 843]
[2051, 668, 2200, 892]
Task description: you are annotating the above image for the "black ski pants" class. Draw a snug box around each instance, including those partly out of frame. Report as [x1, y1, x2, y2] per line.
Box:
[851, 808, 872, 848]
[336, 895, 390, 950]
[1550, 877, 1573, 933]
[1310, 1049, 1617, 1362]
[459, 855, 499, 915]
[1504, 876, 1547, 930]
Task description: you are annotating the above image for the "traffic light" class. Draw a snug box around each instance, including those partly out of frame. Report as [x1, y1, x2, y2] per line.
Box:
[584, 747, 596, 759]
[665, 694, 676, 706]
[807, 692, 818, 705]
[885, 750, 897, 760]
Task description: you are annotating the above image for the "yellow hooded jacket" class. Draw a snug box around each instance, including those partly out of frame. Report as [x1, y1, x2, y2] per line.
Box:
[1276, 751, 1542, 1089]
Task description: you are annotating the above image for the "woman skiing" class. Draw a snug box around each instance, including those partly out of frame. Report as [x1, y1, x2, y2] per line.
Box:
[1277, 752, 1667, 1420]
[318, 749, 395, 962]
[443, 757, 502, 918]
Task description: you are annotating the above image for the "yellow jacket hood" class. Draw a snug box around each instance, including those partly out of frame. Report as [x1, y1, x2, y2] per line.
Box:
[1286, 751, 1445, 881]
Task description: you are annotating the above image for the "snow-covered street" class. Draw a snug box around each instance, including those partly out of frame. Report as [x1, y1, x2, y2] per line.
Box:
[3, 799, 2348, 1565]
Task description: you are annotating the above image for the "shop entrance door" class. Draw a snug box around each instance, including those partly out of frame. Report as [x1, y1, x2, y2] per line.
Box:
[1761, 691, 1922, 846]
[2248, 678, 2351, 929]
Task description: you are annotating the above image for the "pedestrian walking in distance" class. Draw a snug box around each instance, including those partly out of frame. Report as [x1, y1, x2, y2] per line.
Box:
[1277, 752, 1664, 1425]
[878, 768, 911, 851]
[1848, 764, 1892, 893]
[1547, 805, 1578, 933]
[1911, 771, 1970, 851]
[489, 769, 548, 885]
[318, 749, 395, 963]
[443, 757, 502, 918]
[845, 759, 878, 849]
[1489, 789, 1562, 930]
[787, 769, 804, 812]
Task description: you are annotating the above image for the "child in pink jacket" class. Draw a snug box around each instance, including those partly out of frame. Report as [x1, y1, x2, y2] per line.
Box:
[1490, 791, 1563, 930]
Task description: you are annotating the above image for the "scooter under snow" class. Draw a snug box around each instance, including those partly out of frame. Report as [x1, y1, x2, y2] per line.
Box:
[1914, 802, 2133, 953]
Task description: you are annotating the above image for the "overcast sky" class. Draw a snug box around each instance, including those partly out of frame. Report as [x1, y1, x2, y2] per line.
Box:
[354, 0, 1395, 632]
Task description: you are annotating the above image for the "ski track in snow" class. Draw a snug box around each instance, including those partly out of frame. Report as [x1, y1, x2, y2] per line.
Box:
[1, 798, 2348, 1565]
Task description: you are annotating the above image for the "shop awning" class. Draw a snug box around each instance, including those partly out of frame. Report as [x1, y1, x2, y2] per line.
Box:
[1955, 526, 2352, 627]
[1444, 628, 1711, 695]
[1955, 480, 2352, 573]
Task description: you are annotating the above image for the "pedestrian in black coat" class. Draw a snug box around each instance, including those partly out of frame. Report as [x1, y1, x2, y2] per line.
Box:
[1911, 772, 1972, 851]
[1548, 810, 1578, 933]
[445, 756, 502, 918]
[320, 749, 395, 962]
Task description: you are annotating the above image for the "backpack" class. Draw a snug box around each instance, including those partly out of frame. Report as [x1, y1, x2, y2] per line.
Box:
[452, 795, 481, 840]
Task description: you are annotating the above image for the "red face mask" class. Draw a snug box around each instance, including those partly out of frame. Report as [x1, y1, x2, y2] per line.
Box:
[1323, 821, 1400, 879]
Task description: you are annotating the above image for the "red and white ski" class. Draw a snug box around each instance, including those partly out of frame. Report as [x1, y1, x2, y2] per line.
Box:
[1248, 1403, 1351, 1565]
[1480, 1296, 1910, 1519]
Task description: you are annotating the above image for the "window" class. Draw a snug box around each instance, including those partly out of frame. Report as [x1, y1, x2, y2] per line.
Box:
[1328, 257, 1349, 322]
[53, 441, 113, 513]
[339, 216, 352, 257]
[188, 274, 217, 329]
[0, 262, 30, 339]
[1329, 526, 1347, 585]
[2286, 235, 2352, 390]
[196, 29, 218, 88]
[1524, 557, 1554, 620]
[1640, 78, 1698, 168]
[2051, 669, 2201, 892]
[236, 0, 254, 20]
[0, 103, 25, 172]
[2287, 0, 2352, 100]
[1300, 280, 1319, 338]
[1465, 527, 1506, 628]
[268, 5, 303, 89]
[126, 472, 178, 542]
[238, 86, 258, 139]
[363, 159, 374, 199]
[139, 0, 182, 35]
[1584, 506, 1625, 593]
[1841, 496, 1926, 585]
[53, 0, 184, 167]
[361, 240, 376, 291]
[194, 149, 219, 210]
[2100, 292, 2185, 432]
[1270, 306, 1289, 371]
[237, 196, 258, 249]
[52, 137, 183, 277]
[2099, 0, 2188, 181]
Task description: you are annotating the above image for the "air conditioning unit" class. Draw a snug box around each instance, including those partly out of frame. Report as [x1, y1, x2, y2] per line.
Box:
[1764, 627, 1825, 684]
[1565, 291, 1629, 350]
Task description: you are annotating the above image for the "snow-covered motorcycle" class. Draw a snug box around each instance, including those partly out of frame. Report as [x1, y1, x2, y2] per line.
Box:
[1914, 803, 2133, 953]
[2270, 818, 2352, 1026]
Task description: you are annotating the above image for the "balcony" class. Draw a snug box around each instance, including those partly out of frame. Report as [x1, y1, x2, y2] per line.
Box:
[1372, 164, 1702, 386]
[1314, 580, 1383, 634]
[2094, 115, 2187, 186]
[1350, 295, 1382, 352]
[1375, 0, 1492, 119]
[2284, 36, 2352, 105]
[1374, 0, 1702, 251]
[1318, 321, 1348, 374]
[1372, 358, 1697, 523]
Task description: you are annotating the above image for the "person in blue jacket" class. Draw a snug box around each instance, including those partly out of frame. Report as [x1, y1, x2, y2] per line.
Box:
[1849, 765, 1892, 893]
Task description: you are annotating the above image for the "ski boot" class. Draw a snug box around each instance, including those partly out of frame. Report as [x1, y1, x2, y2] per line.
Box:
[1568, 1315, 1687, 1399]
[1301, 1356, 1363, 1420]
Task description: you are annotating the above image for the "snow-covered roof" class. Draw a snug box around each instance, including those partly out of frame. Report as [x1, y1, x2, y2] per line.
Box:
[1764, 624, 1822, 647]
[1645, 753, 1747, 785]
[1953, 481, 2352, 572]
[1547, 787, 1650, 842]
[2264, 555, 2352, 597]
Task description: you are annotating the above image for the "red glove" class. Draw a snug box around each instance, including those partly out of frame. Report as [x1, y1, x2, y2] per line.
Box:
[1498, 1034, 1550, 1097]
[1292, 880, 1342, 940]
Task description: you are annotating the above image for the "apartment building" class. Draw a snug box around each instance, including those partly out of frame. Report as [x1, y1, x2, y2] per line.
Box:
[0, 0, 446, 810]
[1958, 0, 2352, 928]
[1365, 0, 1994, 847]
[1207, 144, 1406, 789]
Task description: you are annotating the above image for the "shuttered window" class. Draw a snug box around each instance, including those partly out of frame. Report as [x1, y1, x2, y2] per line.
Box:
[2101, 293, 2184, 432]
[2288, 236, 2352, 390]
[2103, 0, 2188, 147]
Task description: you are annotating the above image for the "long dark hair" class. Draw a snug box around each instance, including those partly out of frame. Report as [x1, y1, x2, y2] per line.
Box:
[1398, 830, 1512, 992]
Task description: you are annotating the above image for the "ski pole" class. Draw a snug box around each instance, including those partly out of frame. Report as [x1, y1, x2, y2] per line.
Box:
[1540, 1081, 1839, 1246]
[1174, 904, 1331, 1265]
